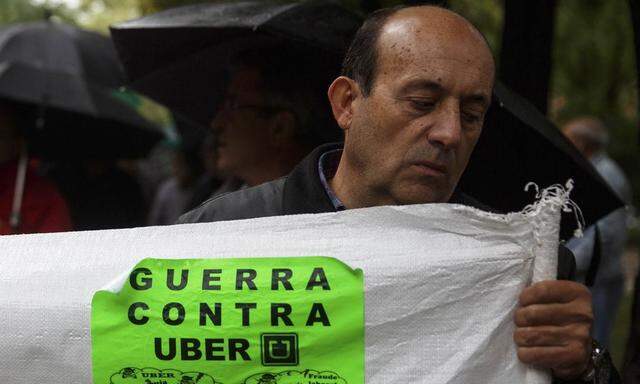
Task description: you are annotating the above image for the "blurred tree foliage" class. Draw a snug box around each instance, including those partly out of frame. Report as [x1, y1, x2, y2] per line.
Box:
[138, 0, 217, 14]
[0, 0, 79, 24]
[74, 0, 142, 32]
[0, 0, 44, 23]
[3, 0, 638, 208]
[553, 0, 636, 122]
[449, 0, 503, 54]
[1, 1, 142, 32]
[56, 0, 141, 32]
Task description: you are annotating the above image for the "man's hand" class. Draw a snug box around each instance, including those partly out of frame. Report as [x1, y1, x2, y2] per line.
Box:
[514, 280, 593, 380]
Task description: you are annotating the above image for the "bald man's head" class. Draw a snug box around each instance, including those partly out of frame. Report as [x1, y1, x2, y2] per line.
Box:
[342, 5, 495, 97]
[327, 4, 495, 206]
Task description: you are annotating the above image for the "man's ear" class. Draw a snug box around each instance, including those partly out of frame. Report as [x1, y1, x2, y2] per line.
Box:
[268, 110, 297, 147]
[328, 76, 359, 132]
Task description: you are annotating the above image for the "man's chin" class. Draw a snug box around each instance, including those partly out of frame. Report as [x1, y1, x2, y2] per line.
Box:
[392, 184, 453, 205]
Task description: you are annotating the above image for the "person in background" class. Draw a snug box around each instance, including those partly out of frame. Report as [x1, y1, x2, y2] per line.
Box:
[563, 117, 633, 348]
[0, 101, 72, 235]
[208, 45, 341, 193]
[118, 144, 174, 209]
[148, 144, 204, 226]
[185, 133, 226, 211]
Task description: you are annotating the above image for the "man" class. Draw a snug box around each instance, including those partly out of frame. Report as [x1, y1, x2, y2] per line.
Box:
[181, 6, 615, 382]
[210, 46, 340, 189]
[562, 117, 632, 347]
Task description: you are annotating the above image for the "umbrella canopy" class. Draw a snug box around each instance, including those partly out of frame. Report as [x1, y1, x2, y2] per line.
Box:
[111, 0, 623, 235]
[110, 0, 361, 125]
[0, 20, 176, 158]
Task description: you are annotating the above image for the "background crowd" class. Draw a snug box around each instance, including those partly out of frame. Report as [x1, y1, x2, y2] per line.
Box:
[0, 0, 639, 381]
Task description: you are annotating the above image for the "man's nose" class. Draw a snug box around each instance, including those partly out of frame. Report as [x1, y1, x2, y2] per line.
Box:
[427, 102, 462, 150]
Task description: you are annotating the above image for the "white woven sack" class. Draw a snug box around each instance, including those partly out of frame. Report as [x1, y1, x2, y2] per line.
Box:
[0, 183, 577, 384]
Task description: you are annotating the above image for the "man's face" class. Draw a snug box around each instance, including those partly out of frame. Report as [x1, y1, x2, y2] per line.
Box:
[344, 10, 495, 205]
[211, 67, 274, 179]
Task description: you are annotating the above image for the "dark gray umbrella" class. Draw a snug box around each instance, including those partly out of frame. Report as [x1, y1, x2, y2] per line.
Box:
[0, 20, 176, 158]
[111, 0, 359, 78]
[110, 0, 360, 125]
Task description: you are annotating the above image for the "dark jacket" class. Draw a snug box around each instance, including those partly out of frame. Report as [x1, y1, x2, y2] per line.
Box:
[179, 143, 576, 279]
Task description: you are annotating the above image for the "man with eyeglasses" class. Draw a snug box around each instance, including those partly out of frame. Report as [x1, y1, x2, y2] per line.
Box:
[208, 46, 340, 192]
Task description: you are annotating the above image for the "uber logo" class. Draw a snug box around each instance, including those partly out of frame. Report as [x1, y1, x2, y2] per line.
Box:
[261, 333, 299, 366]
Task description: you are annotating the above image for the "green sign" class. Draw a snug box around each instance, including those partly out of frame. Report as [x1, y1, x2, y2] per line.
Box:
[91, 257, 364, 384]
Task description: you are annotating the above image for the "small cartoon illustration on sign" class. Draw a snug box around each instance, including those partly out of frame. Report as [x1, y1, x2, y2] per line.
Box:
[110, 367, 218, 384]
[256, 373, 278, 384]
[243, 369, 347, 384]
[121, 367, 137, 379]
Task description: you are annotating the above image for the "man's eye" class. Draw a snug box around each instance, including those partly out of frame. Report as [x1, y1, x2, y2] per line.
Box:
[462, 112, 482, 124]
[409, 99, 436, 111]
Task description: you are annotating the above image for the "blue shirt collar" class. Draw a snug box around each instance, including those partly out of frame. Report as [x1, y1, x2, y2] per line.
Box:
[318, 149, 345, 211]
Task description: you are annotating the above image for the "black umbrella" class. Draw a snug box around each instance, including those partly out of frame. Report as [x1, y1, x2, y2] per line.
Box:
[110, 0, 361, 125]
[0, 20, 176, 159]
[111, 0, 623, 236]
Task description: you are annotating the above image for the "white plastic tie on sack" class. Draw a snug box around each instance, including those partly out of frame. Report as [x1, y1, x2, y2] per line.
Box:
[453, 179, 584, 244]
[523, 179, 585, 239]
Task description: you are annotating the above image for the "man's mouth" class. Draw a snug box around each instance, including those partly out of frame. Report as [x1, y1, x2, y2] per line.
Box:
[411, 161, 447, 176]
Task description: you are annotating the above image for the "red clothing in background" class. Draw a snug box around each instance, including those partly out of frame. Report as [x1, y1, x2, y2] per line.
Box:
[0, 159, 72, 235]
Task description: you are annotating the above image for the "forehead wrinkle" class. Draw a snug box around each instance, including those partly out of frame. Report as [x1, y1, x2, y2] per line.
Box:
[384, 57, 494, 94]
